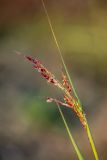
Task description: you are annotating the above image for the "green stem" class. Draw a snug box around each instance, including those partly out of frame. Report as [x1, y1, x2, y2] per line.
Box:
[57, 104, 85, 160]
[86, 122, 99, 160]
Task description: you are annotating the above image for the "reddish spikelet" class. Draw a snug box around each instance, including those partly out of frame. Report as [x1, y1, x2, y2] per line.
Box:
[47, 97, 71, 108]
[26, 55, 87, 128]
[64, 95, 74, 108]
[62, 73, 72, 93]
[26, 56, 39, 66]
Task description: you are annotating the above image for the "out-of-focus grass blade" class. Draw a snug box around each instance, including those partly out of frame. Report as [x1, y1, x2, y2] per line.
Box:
[57, 104, 85, 160]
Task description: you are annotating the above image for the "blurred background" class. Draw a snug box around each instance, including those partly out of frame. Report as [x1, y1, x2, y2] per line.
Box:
[0, 0, 107, 159]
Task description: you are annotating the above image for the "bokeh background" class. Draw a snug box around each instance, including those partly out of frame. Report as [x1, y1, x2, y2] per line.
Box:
[0, 0, 107, 159]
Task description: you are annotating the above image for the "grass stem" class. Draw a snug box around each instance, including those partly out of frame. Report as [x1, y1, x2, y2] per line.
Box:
[57, 104, 85, 160]
[86, 122, 99, 160]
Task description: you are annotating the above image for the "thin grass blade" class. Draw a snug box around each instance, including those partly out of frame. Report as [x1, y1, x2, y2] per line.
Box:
[57, 104, 85, 160]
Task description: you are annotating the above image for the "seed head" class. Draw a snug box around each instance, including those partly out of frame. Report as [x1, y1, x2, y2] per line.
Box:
[26, 55, 87, 128]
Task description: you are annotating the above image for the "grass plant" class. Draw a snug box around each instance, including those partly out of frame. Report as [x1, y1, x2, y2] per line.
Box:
[25, 0, 100, 159]
[41, 1, 99, 159]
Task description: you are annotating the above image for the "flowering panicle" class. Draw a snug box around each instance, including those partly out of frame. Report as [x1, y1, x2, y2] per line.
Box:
[26, 56, 63, 90]
[26, 55, 86, 128]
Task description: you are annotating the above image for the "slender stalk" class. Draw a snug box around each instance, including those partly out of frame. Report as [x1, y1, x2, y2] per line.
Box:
[41, 0, 99, 160]
[86, 122, 99, 160]
[57, 104, 84, 160]
[41, 0, 80, 103]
